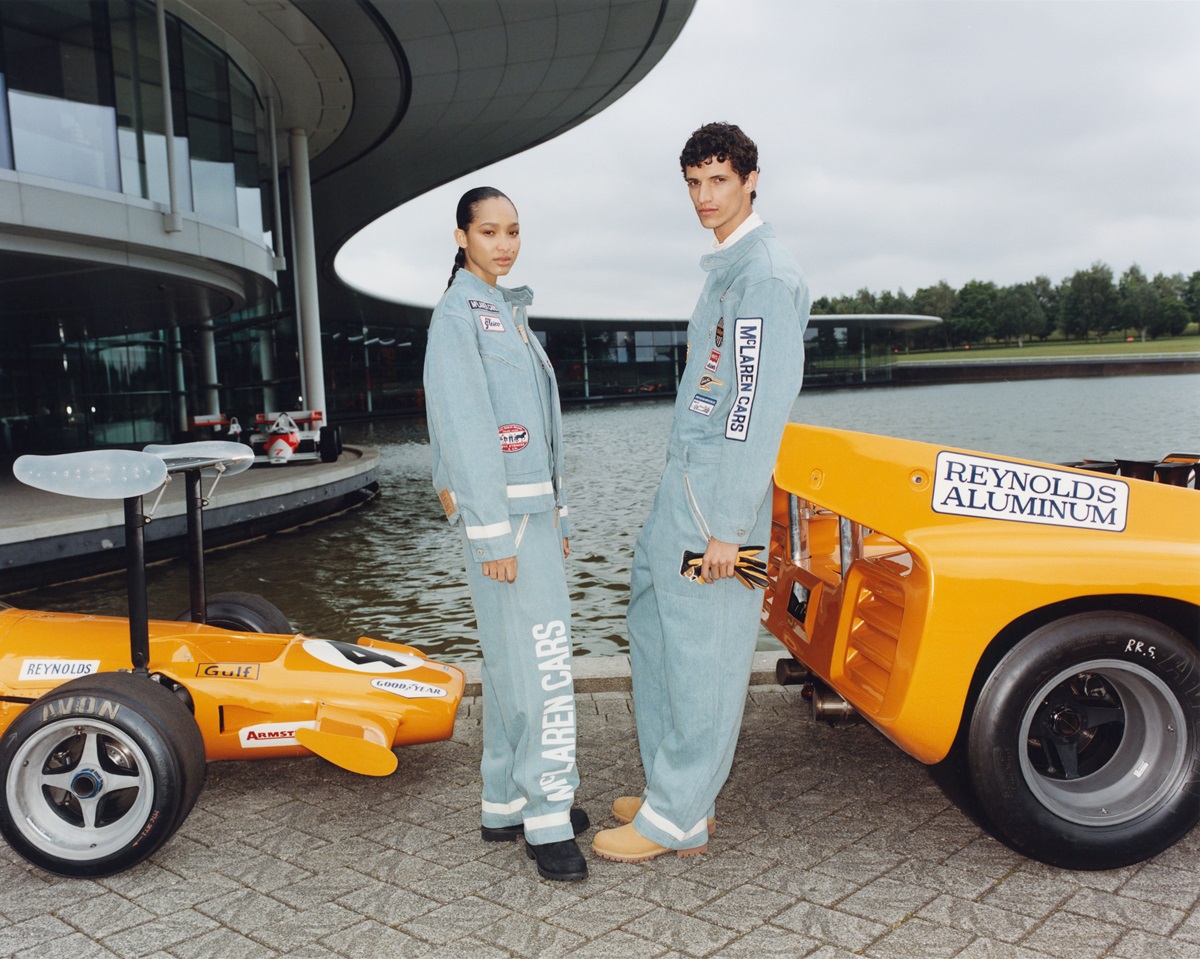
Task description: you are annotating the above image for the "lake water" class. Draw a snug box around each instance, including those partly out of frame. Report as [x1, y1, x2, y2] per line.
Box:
[17, 373, 1199, 661]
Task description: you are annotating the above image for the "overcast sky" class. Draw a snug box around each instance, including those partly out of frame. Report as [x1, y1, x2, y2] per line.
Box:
[336, 0, 1200, 320]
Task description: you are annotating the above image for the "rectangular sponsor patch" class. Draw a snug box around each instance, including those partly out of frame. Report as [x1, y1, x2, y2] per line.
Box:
[239, 721, 317, 749]
[479, 314, 505, 333]
[725, 317, 762, 441]
[689, 394, 716, 416]
[469, 299, 500, 312]
[931, 451, 1130, 531]
[19, 659, 100, 681]
[704, 349, 721, 373]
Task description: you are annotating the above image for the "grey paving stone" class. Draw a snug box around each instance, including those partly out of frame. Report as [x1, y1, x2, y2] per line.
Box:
[980, 872, 1077, 919]
[243, 902, 362, 954]
[715, 924, 821, 957]
[837, 876, 939, 926]
[772, 901, 889, 952]
[195, 887, 299, 934]
[1062, 887, 1186, 936]
[335, 882, 441, 925]
[216, 852, 314, 893]
[481, 911, 587, 959]
[116, 874, 245, 917]
[753, 862, 859, 906]
[476, 874, 585, 920]
[556, 929, 668, 959]
[865, 917, 974, 959]
[166, 926, 279, 959]
[1175, 907, 1200, 945]
[812, 844, 907, 886]
[399, 896, 512, 946]
[1020, 910, 1124, 959]
[1108, 929, 1200, 959]
[13, 930, 122, 959]
[319, 919, 433, 959]
[270, 867, 376, 911]
[883, 859, 997, 900]
[413, 942, 513, 959]
[544, 888, 656, 938]
[622, 905, 739, 958]
[58, 892, 156, 939]
[955, 937, 1066, 959]
[403, 860, 515, 905]
[1117, 862, 1200, 910]
[0, 879, 102, 922]
[607, 872, 723, 912]
[693, 883, 797, 932]
[99, 912, 220, 958]
[916, 892, 1041, 943]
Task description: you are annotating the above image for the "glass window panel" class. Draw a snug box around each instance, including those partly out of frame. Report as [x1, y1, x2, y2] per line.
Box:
[8, 90, 120, 190]
[0, 75, 12, 169]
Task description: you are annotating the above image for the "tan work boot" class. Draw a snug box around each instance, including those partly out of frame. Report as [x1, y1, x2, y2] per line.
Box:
[592, 823, 707, 863]
[611, 796, 716, 835]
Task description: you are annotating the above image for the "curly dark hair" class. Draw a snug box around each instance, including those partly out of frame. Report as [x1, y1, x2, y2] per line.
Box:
[679, 122, 758, 202]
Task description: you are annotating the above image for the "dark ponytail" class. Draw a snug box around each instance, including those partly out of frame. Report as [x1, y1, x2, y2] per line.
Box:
[446, 186, 513, 290]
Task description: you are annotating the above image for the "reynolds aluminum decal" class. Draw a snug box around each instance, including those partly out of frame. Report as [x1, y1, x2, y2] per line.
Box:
[371, 678, 448, 699]
[498, 423, 530, 452]
[724, 317, 762, 441]
[19, 659, 100, 681]
[932, 451, 1130, 531]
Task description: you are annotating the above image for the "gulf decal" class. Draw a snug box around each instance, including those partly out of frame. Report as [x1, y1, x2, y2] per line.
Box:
[725, 317, 762, 441]
[302, 639, 425, 673]
[479, 314, 505, 333]
[498, 423, 530, 452]
[19, 659, 99, 681]
[197, 662, 260, 680]
[469, 299, 500, 312]
[239, 721, 317, 749]
[932, 451, 1130, 532]
[372, 678, 448, 699]
[689, 394, 716, 416]
[704, 349, 720, 373]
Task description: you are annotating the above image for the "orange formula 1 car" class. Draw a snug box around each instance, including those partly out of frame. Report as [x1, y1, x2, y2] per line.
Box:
[0, 443, 463, 877]
[763, 425, 1199, 871]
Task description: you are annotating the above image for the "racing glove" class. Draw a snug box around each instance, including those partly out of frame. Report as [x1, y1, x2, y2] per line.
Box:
[679, 545, 768, 589]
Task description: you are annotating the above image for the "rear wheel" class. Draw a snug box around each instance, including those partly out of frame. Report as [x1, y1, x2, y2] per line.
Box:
[968, 612, 1199, 869]
[0, 673, 206, 877]
[176, 591, 292, 633]
[319, 426, 342, 463]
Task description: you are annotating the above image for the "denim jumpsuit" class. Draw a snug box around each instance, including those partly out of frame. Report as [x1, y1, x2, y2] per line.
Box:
[424, 269, 578, 846]
[628, 223, 810, 850]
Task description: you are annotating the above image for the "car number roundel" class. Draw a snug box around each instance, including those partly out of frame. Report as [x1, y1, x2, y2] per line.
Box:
[302, 639, 425, 673]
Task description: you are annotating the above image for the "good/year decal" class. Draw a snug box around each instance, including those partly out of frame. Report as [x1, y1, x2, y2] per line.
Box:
[932, 451, 1129, 532]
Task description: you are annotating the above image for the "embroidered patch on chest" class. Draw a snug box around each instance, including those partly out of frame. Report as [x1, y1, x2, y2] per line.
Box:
[479, 314, 505, 333]
[689, 394, 716, 416]
[725, 317, 762, 441]
[469, 299, 500, 312]
[704, 349, 720, 373]
[715, 318, 724, 347]
[698, 373, 724, 392]
[498, 423, 529, 452]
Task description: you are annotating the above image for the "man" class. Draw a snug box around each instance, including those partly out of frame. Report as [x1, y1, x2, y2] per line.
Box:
[592, 122, 810, 862]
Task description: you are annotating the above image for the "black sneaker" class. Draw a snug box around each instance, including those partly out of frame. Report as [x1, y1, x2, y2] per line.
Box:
[481, 807, 590, 842]
[525, 837, 588, 881]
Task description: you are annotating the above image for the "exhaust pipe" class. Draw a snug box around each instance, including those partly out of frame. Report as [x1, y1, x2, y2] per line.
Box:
[776, 658, 862, 725]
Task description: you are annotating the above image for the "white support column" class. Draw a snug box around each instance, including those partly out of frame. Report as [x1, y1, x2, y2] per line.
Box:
[258, 326, 277, 413]
[288, 128, 327, 418]
[155, 0, 182, 233]
[199, 320, 219, 416]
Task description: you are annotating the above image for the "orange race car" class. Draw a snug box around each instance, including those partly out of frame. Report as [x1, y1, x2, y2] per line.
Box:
[0, 443, 464, 877]
[763, 425, 1199, 871]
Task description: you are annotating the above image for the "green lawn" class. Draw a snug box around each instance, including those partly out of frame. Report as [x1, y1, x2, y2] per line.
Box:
[892, 334, 1200, 364]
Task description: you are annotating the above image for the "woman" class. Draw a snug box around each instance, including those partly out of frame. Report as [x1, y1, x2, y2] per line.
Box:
[423, 187, 588, 882]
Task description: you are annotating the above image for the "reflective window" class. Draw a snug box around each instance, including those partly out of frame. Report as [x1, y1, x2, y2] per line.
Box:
[0, 74, 12, 169]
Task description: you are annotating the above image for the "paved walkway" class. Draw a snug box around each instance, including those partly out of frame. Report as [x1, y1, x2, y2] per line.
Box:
[2, 671, 1197, 959]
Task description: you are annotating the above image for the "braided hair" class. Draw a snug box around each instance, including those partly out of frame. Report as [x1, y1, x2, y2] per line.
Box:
[446, 186, 514, 289]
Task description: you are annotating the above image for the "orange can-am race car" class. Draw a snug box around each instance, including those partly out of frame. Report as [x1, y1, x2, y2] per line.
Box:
[0, 442, 464, 877]
[763, 425, 1199, 871]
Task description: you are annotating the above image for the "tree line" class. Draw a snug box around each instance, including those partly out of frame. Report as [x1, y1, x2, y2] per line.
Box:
[812, 263, 1200, 351]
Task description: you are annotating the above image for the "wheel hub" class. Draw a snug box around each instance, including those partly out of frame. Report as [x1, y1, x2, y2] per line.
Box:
[1046, 705, 1083, 739]
[69, 768, 103, 800]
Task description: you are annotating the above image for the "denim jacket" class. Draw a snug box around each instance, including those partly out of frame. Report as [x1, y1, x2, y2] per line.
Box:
[424, 269, 569, 562]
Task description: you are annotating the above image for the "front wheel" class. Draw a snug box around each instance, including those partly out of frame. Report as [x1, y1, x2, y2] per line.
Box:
[968, 612, 1199, 870]
[0, 673, 206, 877]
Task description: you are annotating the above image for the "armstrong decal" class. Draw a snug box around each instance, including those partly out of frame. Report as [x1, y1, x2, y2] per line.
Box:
[302, 639, 425, 673]
[498, 423, 530, 452]
[932, 451, 1130, 531]
[19, 659, 99, 681]
[239, 721, 317, 749]
[371, 678, 448, 699]
[725, 317, 762, 441]
[479, 314, 505, 333]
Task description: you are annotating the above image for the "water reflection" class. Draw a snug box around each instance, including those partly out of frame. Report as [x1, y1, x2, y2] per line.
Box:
[16, 373, 1199, 663]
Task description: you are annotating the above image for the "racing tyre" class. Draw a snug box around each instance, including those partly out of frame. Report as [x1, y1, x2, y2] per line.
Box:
[0, 673, 206, 877]
[319, 425, 342, 463]
[968, 612, 1199, 870]
[177, 591, 292, 633]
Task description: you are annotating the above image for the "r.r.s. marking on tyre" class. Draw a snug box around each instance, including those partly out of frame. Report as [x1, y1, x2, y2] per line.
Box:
[1125, 640, 1156, 659]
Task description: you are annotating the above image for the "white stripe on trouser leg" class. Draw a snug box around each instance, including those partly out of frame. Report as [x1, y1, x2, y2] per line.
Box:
[523, 810, 570, 832]
[640, 800, 708, 842]
[514, 514, 530, 550]
[482, 797, 528, 816]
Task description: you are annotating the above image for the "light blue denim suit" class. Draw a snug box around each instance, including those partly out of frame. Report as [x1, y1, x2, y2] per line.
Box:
[628, 222, 810, 849]
[424, 268, 578, 845]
